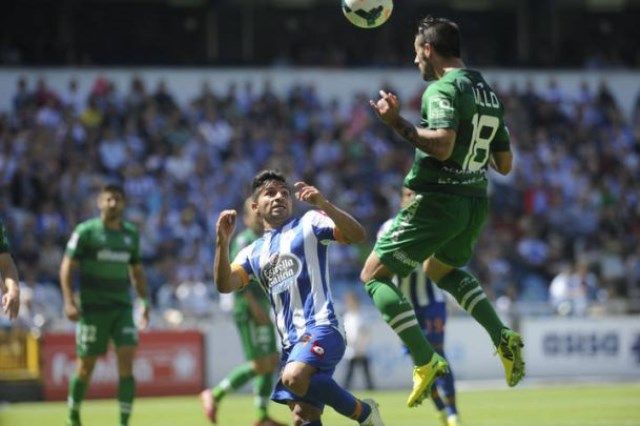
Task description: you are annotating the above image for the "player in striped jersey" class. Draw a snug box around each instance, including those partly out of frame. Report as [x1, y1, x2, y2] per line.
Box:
[201, 198, 285, 426]
[214, 170, 385, 426]
[379, 188, 460, 426]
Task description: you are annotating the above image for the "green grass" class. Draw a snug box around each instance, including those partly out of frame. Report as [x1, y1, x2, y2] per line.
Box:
[2, 383, 639, 425]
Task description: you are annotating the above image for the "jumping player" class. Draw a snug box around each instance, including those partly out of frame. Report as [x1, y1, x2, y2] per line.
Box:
[362, 15, 525, 408]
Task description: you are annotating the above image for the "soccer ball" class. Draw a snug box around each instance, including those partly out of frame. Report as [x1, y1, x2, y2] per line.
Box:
[342, 0, 393, 29]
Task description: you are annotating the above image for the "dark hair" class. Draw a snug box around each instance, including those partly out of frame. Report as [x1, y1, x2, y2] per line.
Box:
[251, 169, 288, 199]
[416, 16, 461, 58]
[101, 182, 125, 197]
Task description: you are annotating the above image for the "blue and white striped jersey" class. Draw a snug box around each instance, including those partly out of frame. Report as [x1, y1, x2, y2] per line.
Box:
[378, 219, 446, 309]
[232, 210, 345, 349]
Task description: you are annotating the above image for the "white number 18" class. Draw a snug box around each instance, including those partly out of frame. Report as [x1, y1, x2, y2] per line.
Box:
[462, 113, 500, 171]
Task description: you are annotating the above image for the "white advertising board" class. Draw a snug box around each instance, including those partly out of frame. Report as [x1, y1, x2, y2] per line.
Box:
[521, 317, 640, 378]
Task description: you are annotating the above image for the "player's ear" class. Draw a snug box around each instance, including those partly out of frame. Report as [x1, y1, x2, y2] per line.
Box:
[423, 42, 432, 58]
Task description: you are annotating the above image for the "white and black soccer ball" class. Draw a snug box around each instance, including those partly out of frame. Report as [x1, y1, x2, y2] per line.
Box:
[342, 0, 394, 29]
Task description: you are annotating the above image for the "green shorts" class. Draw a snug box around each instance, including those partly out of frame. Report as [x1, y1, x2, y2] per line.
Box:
[76, 307, 138, 357]
[234, 310, 278, 361]
[375, 191, 488, 277]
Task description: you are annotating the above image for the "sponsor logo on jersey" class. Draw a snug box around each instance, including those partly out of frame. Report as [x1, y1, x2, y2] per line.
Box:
[97, 249, 131, 263]
[261, 253, 302, 295]
[392, 250, 420, 268]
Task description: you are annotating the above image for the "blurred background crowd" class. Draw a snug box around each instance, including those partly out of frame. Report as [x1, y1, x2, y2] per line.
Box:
[1, 72, 639, 330]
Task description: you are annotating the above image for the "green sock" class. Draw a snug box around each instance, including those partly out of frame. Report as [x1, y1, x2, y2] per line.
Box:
[212, 363, 256, 402]
[118, 376, 135, 426]
[365, 279, 434, 365]
[67, 375, 87, 423]
[437, 269, 505, 346]
[254, 373, 273, 421]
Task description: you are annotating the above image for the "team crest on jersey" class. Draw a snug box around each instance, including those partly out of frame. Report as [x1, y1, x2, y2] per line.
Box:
[428, 96, 454, 122]
[261, 253, 302, 295]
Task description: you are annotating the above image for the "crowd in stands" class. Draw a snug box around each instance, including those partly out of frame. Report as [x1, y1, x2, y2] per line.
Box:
[1, 73, 639, 329]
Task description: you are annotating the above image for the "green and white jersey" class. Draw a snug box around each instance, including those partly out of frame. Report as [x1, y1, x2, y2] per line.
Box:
[0, 220, 10, 253]
[230, 228, 269, 315]
[65, 217, 141, 309]
[404, 68, 511, 197]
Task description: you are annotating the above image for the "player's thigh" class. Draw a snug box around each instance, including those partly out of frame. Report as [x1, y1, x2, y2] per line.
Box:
[76, 312, 111, 357]
[360, 250, 395, 282]
[287, 326, 346, 372]
[374, 192, 467, 277]
[434, 197, 488, 268]
[111, 308, 139, 349]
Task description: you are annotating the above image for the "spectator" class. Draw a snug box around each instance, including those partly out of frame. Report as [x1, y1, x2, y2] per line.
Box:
[1, 73, 638, 327]
[342, 292, 375, 391]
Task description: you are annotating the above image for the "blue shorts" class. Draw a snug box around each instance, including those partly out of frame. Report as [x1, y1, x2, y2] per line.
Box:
[415, 303, 447, 347]
[272, 325, 345, 409]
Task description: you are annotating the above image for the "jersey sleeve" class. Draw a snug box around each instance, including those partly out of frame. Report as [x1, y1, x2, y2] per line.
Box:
[422, 82, 459, 130]
[0, 221, 10, 253]
[377, 219, 394, 240]
[65, 225, 86, 260]
[305, 210, 347, 245]
[231, 245, 256, 289]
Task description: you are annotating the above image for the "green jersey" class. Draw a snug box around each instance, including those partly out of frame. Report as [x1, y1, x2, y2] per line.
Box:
[230, 228, 269, 315]
[65, 217, 141, 309]
[404, 68, 511, 197]
[0, 220, 10, 253]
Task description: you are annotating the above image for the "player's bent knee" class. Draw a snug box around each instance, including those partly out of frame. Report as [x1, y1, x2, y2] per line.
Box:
[77, 357, 97, 379]
[359, 269, 372, 284]
[116, 346, 136, 376]
[360, 253, 386, 283]
[281, 371, 309, 396]
[426, 258, 454, 283]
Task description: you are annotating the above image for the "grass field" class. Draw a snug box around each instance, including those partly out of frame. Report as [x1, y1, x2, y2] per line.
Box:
[1, 383, 639, 426]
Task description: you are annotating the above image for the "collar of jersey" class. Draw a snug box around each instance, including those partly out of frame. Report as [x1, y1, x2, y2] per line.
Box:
[264, 216, 296, 234]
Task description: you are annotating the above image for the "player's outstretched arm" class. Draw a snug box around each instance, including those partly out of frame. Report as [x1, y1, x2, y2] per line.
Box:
[370, 90, 455, 161]
[60, 255, 80, 321]
[294, 182, 367, 244]
[214, 210, 246, 293]
[0, 253, 20, 319]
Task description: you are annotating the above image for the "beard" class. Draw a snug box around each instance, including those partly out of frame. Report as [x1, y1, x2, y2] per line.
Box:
[421, 55, 436, 81]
